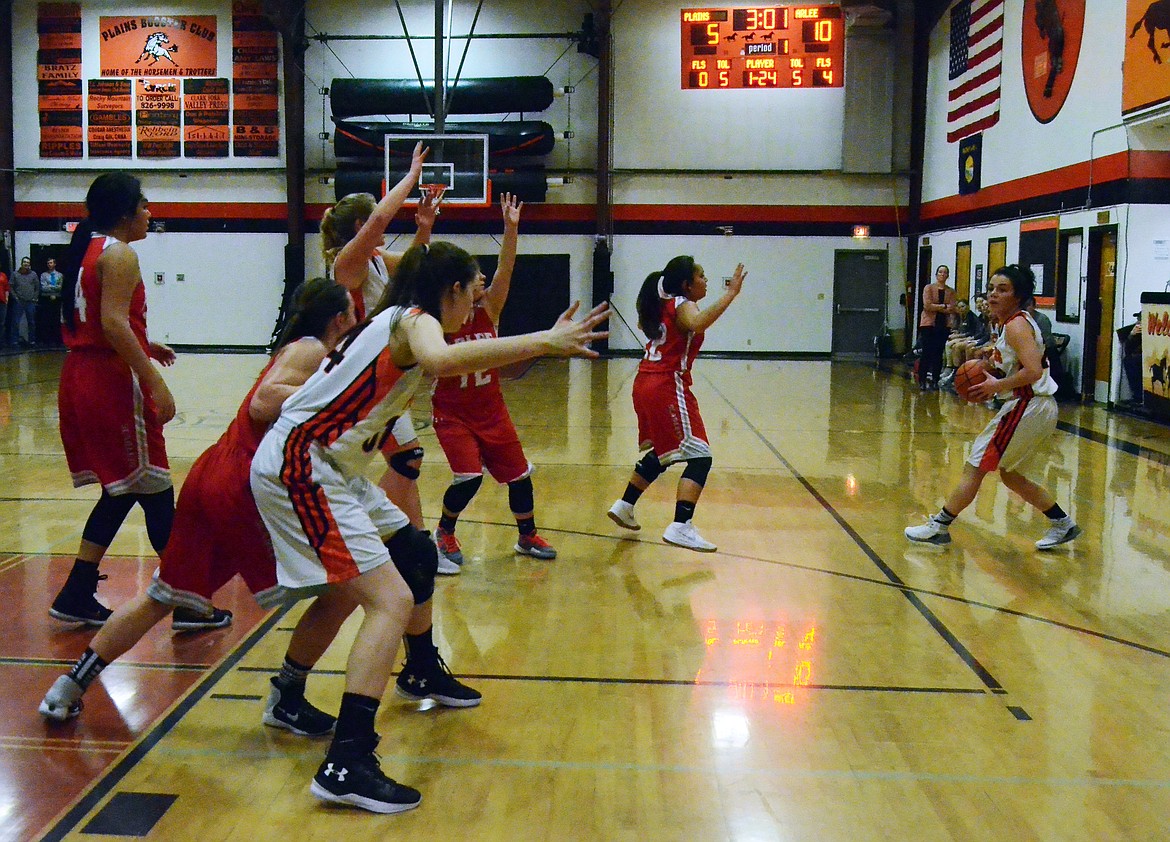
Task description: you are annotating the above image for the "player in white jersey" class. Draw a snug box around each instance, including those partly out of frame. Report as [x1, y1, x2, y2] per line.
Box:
[252, 221, 610, 813]
[320, 161, 444, 562]
[906, 264, 1080, 550]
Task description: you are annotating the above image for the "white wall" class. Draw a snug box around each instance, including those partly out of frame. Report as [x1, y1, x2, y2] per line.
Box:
[918, 0, 1170, 402]
[11, 0, 911, 350]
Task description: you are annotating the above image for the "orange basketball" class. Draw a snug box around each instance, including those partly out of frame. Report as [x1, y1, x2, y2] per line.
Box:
[954, 359, 989, 402]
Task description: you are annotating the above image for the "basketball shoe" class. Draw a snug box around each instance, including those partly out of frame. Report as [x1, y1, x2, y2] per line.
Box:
[607, 500, 641, 530]
[262, 677, 337, 737]
[663, 521, 717, 552]
[1035, 517, 1081, 550]
[39, 675, 84, 721]
[310, 735, 421, 814]
[172, 606, 233, 631]
[49, 565, 112, 625]
[395, 653, 482, 707]
[433, 526, 464, 566]
[515, 533, 557, 559]
[904, 516, 952, 545]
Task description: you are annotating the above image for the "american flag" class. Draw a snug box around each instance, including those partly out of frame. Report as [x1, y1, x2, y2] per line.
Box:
[947, 0, 1004, 144]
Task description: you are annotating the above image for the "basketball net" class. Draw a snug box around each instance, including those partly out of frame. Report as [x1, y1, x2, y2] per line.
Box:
[419, 183, 448, 203]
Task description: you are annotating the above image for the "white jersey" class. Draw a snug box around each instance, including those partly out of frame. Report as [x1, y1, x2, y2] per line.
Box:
[271, 305, 424, 477]
[360, 250, 390, 316]
[993, 311, 1057, 398]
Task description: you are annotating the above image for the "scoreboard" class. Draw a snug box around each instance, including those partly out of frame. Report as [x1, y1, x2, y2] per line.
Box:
[681, 6, 845, 90]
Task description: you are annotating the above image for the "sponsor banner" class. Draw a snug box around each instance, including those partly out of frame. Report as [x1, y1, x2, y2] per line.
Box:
[99, 15, 218, 78]
[232, 5, 279, 158]
[1124, 0, 1170, 113]
[38, 2, 82, 158]
[88, 79, 132, 157]
[1141, 297, 1170, 421]
[136, 78, 180, 158]
[184, 78, 229, 157]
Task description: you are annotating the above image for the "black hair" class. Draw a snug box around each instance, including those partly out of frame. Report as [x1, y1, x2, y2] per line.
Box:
[990, 264, 1036, 308]
[272, 277, 351, 351]
[635, 255, 696, 340]
[61, 173, 145, 331]
[375, 241, 479, 321]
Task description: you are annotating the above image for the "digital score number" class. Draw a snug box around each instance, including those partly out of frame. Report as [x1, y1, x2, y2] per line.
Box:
[681, 6, 844, 90]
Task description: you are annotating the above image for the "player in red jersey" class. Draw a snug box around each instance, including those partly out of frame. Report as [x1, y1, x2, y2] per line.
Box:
[321, 182, 443, 560]
[431, 194, 558, 564]
[608, 255, 746, 552]
[51, 173, 225, 628]
[40, 279, 360, 732]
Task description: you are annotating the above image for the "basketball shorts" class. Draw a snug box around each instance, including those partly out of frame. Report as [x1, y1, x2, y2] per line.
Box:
[251, 431, 410, 595]
[433, 399, 530, 484]
[58, 350, 171, 494]
[147, 442, 285, 612]
[968, 394, 1057, 473]
[378, 410, 419, 457]
[632, 371, 710, 466]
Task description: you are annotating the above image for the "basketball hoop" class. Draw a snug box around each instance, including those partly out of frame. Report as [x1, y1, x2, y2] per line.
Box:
[419, 183, 448, 202]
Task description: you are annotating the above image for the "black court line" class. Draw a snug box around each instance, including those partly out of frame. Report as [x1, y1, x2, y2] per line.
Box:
[701, 373, 1009, 697]
[40, 603, 292, 842]
[2, 656, 210, 672]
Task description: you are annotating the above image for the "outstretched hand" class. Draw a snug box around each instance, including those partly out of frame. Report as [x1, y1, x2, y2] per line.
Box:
[545, 301, 610, 358]
[408, 141, 428, 181]
[416, 185, 445, 229]
[501, 192, 523, 227]
[727, 263, 747, 296]
[148, 341, 176, 366]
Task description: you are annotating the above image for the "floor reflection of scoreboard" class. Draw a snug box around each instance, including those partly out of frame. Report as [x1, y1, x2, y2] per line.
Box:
[697, 618, 818, 707]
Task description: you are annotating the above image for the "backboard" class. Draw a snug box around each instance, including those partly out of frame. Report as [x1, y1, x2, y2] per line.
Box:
[383, 133, 490, 206]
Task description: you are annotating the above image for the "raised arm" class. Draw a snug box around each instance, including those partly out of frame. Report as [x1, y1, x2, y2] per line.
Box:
[248, 338, 328, 424]
[98, 244, 175, 423]
[675, 263, 746, 334]
[400, 301, 609, 378]
[482, 193, 522, 323]
[380, 186, 443, 279]
[333, 142, 426, 291]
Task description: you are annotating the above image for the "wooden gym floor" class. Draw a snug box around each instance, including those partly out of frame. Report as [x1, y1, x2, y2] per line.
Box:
[2, 349, 1169, 841]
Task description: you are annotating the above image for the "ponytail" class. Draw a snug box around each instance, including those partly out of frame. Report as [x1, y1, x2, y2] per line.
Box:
[636, 255, 695, 340]
[61, 219, 97, 332]
[272, 277, 351, 351]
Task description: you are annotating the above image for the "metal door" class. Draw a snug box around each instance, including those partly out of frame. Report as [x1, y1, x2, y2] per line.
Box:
[833, 249, 888, 355]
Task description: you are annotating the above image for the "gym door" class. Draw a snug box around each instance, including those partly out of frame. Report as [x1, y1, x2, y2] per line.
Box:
[832, 249, 888, 355]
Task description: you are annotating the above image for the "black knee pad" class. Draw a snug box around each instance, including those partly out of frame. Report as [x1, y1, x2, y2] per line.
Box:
[80, 490, 138, 548]
[135, 487, 176, 554]
[681, 456, 712, 488]
[442, 474, 483, 514]
[634, 451, 665, 484]
[383, 526, 437, 604]
[388, 446, 424, 480]
[507, 475, 534, 515]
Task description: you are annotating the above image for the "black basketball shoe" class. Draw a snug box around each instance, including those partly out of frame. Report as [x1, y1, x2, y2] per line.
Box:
[310, 737, 421, 814]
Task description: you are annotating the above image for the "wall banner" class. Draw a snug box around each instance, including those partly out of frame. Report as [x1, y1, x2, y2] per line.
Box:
[88, 79, 132, 157]
[1140, 293, 1170, 420]
[136, 78, 181, 158]
[958, 133, 982, 195]
[231, 3, 279, 158]
[99, 16, 218, 78]
[37, 3, 83, 158]
[184, 78, 230, 158]
[1124, 0, 1170, 113]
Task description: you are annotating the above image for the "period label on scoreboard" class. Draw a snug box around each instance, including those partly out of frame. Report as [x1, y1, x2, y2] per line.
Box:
[680, 6, 844, 90]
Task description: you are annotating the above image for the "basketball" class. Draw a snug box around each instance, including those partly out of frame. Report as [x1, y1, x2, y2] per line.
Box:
[954, 359, 989, 402]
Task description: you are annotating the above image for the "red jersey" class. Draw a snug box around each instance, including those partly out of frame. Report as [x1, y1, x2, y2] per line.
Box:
[62, 235, 150, 353]
[431, 305, 504, 413]
[639, 296, 704, 382]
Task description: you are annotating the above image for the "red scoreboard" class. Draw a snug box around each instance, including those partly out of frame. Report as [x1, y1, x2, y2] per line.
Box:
[680, 6, 845, 90]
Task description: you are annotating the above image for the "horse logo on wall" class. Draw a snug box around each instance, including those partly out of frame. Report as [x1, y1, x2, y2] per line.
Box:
[136, 32, 179, 67]
[1124, 0, 1170, 112]
[1021, 0, 1085, 123]
[1131, 0, 1170, 62]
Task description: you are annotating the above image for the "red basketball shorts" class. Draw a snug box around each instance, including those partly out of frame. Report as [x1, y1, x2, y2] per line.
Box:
[58, 350, 170, 494]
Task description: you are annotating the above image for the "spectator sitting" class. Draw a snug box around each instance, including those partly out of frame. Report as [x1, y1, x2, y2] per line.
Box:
[939, 298, 987, 389]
